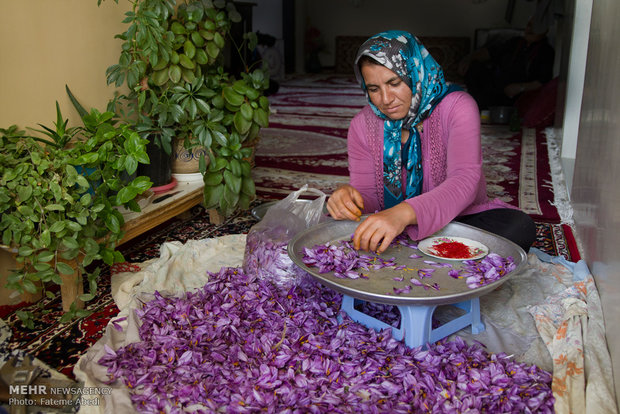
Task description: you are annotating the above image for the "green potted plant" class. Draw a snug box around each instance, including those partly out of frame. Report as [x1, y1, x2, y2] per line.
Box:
[103, 0, 270, 217]
[0, 102, 152, 326]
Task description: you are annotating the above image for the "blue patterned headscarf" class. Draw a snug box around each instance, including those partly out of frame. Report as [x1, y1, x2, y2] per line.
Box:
[354, 30, 453, 208]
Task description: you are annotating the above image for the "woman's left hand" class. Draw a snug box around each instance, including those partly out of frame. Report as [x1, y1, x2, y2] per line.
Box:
[353, 202, 417, 254]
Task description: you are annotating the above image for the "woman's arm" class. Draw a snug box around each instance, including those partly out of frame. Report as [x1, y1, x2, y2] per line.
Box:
[405, 92, 484, 240]
[347, 109, 382, 214]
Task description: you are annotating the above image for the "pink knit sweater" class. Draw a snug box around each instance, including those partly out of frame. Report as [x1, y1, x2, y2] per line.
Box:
[347, 91, 516, 241]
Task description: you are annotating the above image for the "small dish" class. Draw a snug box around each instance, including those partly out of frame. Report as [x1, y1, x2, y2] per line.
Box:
[151, 177, 178, 194]
[418, 236, 488, 261]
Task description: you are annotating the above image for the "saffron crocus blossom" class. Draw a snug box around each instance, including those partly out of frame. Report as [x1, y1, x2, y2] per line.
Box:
[302, 240, 396, 279]
[98, 267, 553, 413]
[449, 253, 517, 289]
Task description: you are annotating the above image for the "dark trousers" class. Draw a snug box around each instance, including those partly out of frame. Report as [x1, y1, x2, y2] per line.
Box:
[455, 208, 536, 252]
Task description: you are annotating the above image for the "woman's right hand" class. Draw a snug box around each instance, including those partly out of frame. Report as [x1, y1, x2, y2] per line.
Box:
[326, 184, 365, 221]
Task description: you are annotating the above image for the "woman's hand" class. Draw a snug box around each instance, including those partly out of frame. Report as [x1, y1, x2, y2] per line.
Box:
[353, 202, 417, 254]
[327, 184, 365, 221]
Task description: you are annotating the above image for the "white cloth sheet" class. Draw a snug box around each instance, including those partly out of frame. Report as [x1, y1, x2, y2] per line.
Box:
[74, 236, 617, 413]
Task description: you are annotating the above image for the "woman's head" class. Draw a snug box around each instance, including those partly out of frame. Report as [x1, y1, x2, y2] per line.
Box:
[358, 56, 412, 121]
[354, 31, 448, 128]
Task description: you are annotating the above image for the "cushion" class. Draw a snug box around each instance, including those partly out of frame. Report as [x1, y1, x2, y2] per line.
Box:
[516, 77, 559, 128]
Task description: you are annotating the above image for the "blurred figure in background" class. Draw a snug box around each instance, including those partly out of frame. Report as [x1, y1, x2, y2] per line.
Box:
[459, 12, 555, 110]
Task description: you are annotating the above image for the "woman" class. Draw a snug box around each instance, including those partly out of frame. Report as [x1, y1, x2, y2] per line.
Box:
[327, 30, 536, 254]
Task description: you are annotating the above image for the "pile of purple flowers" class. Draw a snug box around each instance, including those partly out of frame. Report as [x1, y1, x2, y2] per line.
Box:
[98, 267, 554, 413]
[449, 253, 517, 289]
[301, 239, 398, 279]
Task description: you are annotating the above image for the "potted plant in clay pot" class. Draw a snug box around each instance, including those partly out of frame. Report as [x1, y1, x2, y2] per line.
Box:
[0, 103, 151, 327]
[103, 0, 270, 216]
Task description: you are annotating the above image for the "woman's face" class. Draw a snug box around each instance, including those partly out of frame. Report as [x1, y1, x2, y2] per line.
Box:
[361, 61, 412, 120]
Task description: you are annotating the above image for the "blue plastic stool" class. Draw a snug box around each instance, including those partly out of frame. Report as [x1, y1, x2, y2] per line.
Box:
[340, 295, 485, 348]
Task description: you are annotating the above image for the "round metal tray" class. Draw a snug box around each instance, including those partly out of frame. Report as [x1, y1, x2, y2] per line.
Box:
[288, 218, 527, 306]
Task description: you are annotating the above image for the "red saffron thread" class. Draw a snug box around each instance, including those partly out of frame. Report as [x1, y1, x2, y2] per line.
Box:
[432, 241, 472, 259]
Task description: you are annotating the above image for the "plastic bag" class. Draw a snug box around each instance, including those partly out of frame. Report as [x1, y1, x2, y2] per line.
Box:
[243, 185, 327, 290]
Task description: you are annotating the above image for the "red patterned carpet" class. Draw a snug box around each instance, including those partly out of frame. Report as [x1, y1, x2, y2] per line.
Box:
[1, 74, 580, 382]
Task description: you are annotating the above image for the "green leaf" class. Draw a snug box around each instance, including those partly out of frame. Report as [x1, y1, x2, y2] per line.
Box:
[2, 229, 11, 246]
[22, 279, 38, 294]
[229, 159, 241, 176]
[75, 309, 92, 318]
[17, 205, 34, 216]
[212, 130, 228, 146]
[169, 64, 182, 83]
[213, 32, 225, 49]
[56, 261, 74, 275]
[76, 174, 89, 189]
[240, 102, 253, 120]
[104, 214, 121, 233]
[209, 158, 228, 172]
[48, 271, 62, 285]
[224, 170, 242, 194]
[222, 86, 244, 107]
[59, 313, 73, 323]
[66, 221, 82, 232]
[203, 171, 223, 186]
[80, 193, 92, 206]
[45, 204, 65, 212]
[195, 98, 210, 114]
[130, 176, 153, 192]
[75, 152, 99, 165]
[253, 108, 269, 128]
[17, 186, 33, 203]
[124, 155, 138, 175]
[187, 99, 198, 120]
[49, 221, 66, 233]
[259, 96, 270, 110]
[222, 184, 239, 209]
[18, 246, 34, 257]
[241, 176, 256, 196]
[233, 111, 252, 135]
[238, 192, 251, 210]
[203, 184, 224, 209]
[101, 247, 115, 265]
[37, 250, 55, 263]
[113, 250, 124, 263]
[206, 41, 220, 59]
[240, 160, 251, 177]
[79, 293, 96, 302]
[62, 237, 79, 250]
[116, 187, 138, 204]
[50, 182, 62, 200]
[66, 85, 89, 118]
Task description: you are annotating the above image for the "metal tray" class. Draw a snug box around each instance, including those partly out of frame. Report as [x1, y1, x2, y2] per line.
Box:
[288, 218, 527, 306]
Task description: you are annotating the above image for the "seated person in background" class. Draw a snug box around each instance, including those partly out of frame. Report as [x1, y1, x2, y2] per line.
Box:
[459, 18, 555, 110]
[327, 31, 536, 254]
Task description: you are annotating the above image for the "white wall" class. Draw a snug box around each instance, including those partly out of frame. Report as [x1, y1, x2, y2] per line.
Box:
[560, 0, 592, 195]
[572, 0, 620, 408]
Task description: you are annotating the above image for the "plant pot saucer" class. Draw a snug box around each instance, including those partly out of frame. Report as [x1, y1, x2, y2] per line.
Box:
[172, 172, 203, 183]
[151, 177, 178, 194]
